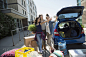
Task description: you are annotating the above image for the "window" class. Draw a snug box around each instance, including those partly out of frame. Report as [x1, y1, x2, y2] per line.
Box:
[30, 2, 32, 7]
[34, 13, 35, 16]
[24, 1, 26, 7]
[22, 0, 23, 5]
[4, 0, 6, 3]
[58, 13, 79, 19]
[25, 11, 26, 15]
[31, 15, 33, 21]
[22, 9, 24, 14]
[0, 2, 3, 9]
[33, 7, 34, 10]
[4, 3, 7, 9]
[31, 9, 32, 13]
[34, 17, 35, 20]
[28, 0, 29, 4]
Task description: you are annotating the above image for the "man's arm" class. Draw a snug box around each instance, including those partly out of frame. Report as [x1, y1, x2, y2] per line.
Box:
[50, 16, 58, 23]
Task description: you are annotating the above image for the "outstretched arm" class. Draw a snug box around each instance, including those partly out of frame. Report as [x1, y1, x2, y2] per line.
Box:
[51, 16, 58, 23]
[40, 19, 51, 25]
[40, 21, 47, 25]
[54, 16, 58, 22]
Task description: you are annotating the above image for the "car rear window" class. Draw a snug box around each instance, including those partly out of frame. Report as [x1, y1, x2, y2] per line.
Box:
[58, 21, 79, 29]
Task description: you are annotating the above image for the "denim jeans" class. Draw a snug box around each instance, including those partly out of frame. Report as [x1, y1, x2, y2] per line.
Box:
[36, 34, 42, 52]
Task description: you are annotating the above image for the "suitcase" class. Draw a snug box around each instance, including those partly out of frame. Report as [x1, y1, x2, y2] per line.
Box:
[42, 50, 50, 57]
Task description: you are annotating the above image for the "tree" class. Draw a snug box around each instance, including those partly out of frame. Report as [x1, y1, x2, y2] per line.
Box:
[71, 16, 73, 18]
[59, 15, 65, 19]
[0, 10, 16, 39]
[53, 16, 56, 18]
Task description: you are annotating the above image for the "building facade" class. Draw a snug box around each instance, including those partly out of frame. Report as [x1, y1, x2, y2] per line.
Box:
[27, 0, 37, 24]
[77, 0, 82, 24]
[81, 0, 86, 27]
[0, 0, 37, 33]
[0, 0, 28, 33]
[0, 0, 8, 9]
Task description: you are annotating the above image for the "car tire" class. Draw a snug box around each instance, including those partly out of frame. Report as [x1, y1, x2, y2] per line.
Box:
[54, 45, 58, 50]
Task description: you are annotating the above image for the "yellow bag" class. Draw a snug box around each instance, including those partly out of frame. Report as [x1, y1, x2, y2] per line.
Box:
[59, 31, 65, 38]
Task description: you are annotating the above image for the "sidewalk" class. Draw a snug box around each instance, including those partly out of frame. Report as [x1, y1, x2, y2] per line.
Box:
[0, 30, 31, 55]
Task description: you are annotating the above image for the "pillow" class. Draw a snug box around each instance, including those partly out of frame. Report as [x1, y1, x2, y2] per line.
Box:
[1, 48, 19, 57]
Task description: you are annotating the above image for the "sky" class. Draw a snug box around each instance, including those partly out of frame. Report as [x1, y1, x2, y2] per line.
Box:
[33, 0, 77, 20]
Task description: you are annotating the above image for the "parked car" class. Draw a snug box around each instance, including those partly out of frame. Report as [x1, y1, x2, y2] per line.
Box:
[53, 6, 85, 47]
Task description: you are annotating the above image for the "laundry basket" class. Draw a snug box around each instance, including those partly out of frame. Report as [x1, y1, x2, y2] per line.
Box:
[15, 47, 34, 57]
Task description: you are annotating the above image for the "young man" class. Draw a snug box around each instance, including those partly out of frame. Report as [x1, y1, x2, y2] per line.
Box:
[46, 14, 57, 53]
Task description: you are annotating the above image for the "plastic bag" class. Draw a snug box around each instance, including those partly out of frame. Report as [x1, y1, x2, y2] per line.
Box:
[29, 51, 39, 57]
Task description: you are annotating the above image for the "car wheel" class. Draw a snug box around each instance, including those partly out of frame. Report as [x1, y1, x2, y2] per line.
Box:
[54, 45, 58, 50]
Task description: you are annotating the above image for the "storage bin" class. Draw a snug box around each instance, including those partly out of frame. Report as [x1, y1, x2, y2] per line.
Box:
[15, 47, 34, 57]
[58, 40, 67, 55]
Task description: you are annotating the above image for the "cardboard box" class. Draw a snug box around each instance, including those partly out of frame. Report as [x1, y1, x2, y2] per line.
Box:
[31, 40, 38, 47]
[24, 36, 35, 47]
[68, 49, 86, 57]
[24, 36, 38, 51]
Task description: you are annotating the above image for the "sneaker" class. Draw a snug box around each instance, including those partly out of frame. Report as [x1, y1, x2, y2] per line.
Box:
[38, 51, 42, 54]
[39, 52, 42, 54]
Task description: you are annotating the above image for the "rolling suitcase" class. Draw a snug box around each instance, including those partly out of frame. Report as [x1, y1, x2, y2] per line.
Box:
[42, 50, 50, 57]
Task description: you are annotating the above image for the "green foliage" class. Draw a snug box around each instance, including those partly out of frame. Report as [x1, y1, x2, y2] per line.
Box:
[80, 24, 84, 28]
[0, 10, 16, 39]
[28, 24, 36, 33]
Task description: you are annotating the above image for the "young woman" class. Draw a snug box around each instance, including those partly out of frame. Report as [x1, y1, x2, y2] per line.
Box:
[46, 14, 57, 53]
[34, 17, 50, 53]
[39, 14, 46, 50]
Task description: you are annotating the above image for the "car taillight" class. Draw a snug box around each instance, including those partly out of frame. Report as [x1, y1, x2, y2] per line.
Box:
[54, 29, 60, 36]
[81, 27, 84, 34]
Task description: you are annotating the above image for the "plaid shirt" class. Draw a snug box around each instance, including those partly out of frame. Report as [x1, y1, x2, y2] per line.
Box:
[35, 32, 45, 41]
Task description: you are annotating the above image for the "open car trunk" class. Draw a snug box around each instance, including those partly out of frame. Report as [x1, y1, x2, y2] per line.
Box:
[58, 21, 81, 38]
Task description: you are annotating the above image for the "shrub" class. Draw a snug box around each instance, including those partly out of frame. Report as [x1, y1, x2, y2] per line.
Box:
[28, 24, 36, 33]
[0, 10, 16, 39]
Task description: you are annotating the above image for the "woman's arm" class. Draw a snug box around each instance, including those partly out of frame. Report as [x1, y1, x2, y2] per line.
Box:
[40, 19, 51, 25]
[40, 21, 47, 25]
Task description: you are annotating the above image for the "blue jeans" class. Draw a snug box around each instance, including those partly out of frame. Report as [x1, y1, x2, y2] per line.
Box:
[36, 34, 42, 52]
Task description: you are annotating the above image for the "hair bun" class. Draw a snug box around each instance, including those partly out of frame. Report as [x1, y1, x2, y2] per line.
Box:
[46, 14, 49, 17]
